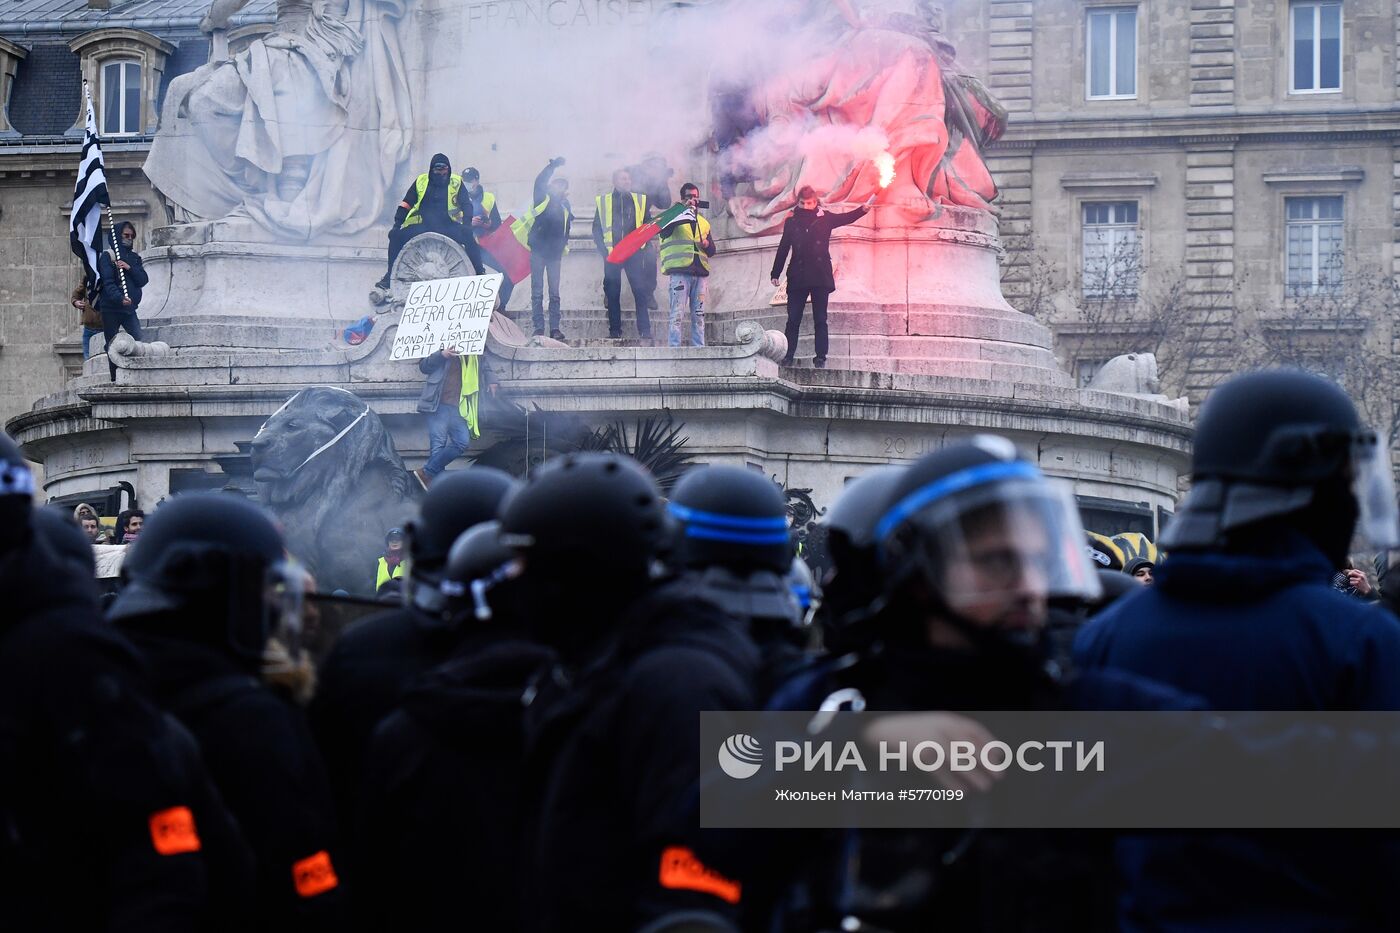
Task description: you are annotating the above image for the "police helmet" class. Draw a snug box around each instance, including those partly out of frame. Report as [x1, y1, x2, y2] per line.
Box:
[875, 435, 1100, 624]
[1163, 370, 1399, 551]
[435, 520, 520, 624]
[668, 466, 792, 575]
[109, 494, 306, 665]
[500, 452, 667, 581]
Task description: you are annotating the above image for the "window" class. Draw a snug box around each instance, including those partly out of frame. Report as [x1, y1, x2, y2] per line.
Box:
[1086, 7, 1137, 99]
[1285, 196, 1343, 296]
[1082, 201, 1140, 299]
[1290, 2, 1342, 93]
[101, 59, 141, 135]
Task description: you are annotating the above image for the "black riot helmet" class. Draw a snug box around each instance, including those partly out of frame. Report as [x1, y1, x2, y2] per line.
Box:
[1163, 369, 1399, 559]
[819, 465, 905, 650]
[875, 436, 1099, 645]
[668, 466, 793, 574]
[404, 467, 520, 617]
[108, 494, 306, 667]
[500, 453, 667, 653]
[433, 520, 522, 626]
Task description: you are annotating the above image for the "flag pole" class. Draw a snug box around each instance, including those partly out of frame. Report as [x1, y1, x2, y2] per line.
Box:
[83, 80, 129, 303]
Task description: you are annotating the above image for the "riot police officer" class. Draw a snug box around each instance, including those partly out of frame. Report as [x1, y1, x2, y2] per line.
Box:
[506, 453, 757, 932]
[0, 440, 244, 932]
[109, 493, 348, 933]
[310, 466, 519, 828]
[667, 465, 806, 699]
[1075, 369, 1400, 931]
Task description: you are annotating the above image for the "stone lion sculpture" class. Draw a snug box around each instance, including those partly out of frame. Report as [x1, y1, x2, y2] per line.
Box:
[250, 386, 419, 595]
[1086, 353, 1190, 413]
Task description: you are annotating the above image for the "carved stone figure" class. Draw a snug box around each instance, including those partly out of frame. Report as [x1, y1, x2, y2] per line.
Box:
[144, 0, 413, 240]
[720, 0, 1006, 233]
[1087, 353, 1190, 413]
[250, 386, 420, 594]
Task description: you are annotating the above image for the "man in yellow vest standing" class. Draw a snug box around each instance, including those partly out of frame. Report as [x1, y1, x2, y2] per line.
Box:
[513, 158, 573, 340]
[658, 182, 716, 347]
[376, 153, 485, 291]
[414, 347, 497, 489]
[591, 168, 654, 341]
[376, 528, 407, 593]
[462, 167, 514, 311]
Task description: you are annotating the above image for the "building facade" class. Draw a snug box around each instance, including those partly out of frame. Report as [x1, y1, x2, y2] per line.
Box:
[948, 0, 1400, 446]
[0, 0, 273, 433]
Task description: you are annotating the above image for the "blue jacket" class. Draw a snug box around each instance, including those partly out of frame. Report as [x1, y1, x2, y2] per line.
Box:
[1074, 533, 1400, 933]
[96, 247, 148, 313]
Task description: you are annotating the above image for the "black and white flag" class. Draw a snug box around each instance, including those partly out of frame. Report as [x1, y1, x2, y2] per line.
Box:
[69, 88, 109, 303]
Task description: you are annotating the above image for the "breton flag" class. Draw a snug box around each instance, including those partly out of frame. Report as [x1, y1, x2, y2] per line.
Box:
[69, 86, 109, 303]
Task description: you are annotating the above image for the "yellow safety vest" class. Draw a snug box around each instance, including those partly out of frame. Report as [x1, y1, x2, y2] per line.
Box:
[595, 192, 647, 249]
[403, 174, 465, 227]
[478, 191, 496, 214]
[457, 354, 482, 439]
[376, 557, 405, 590]
[512, 195, 573, 254]
[660, 213, 712, 275]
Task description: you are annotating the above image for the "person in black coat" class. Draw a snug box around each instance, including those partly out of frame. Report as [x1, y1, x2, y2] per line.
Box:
[96, 219, 150, 381]
[0, 435, 248, 932]
[770, 186, 874, 368]
[109, 494, 349, 933]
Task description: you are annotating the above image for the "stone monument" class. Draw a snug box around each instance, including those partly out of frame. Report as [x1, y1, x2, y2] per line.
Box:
[10, 0, 1190, 555]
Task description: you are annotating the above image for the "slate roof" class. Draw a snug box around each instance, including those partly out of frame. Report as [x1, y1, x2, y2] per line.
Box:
[0, 1, 276, 35]
[8, 42, 81, 137]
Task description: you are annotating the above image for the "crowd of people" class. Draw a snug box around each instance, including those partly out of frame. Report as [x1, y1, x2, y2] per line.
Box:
[6, 366, 1400, 932]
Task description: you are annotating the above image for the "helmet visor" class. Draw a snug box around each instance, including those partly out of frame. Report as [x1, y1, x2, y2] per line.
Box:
[1352, 433, 1400, 549]
[902, 477, 1101, 620]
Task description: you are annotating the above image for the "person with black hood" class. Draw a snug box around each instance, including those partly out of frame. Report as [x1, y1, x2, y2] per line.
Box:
[0, 435, 246, 932]
[354, 520, 552, 932]
[108, 493, 350, 933]
[310, 467, 519, 832]
[770, 186, 874, 368]
[1074, 369, 1400, 933]
[97, 219, 149, 381]
[375, 153, 485, 290]
[504, 452, 758, 931]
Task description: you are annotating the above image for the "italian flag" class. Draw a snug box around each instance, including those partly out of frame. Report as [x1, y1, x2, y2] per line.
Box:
[606, 203, 691, 265]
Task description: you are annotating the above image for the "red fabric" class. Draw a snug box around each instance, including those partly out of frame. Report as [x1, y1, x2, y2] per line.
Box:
[606, 222, 661, 265]
[479, 217, 533, 283]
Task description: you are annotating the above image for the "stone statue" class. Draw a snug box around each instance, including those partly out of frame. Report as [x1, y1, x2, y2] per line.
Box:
[144, 0, 413, 241]
[720, 0, 1006, 233]
[1087, 353, 1190, 413]
[250, 386, 420, 595]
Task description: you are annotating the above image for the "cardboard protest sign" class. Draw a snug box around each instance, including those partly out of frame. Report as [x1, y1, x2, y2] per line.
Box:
[390, 273, 503, 361]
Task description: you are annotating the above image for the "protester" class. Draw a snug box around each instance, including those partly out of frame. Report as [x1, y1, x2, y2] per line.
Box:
[514, 157, 573, 340]
[374, 528, 405, 593]
[461, 167, 514, 310]
[1125, 556, 1154, 586]
[770, 186, 874, 368]
[71, 281, 102, 359]
[73, 501, 106, 543]
[659, 182, 716, 348]
[501, 453, 757, 930]
[97, 220, 149, 381]
[109, 494, 349, 933]
[115, 507, 145, 544]
[593, 168, 654, 341]
[1075, 368, 1400, 931]
[311, 468, 519, 834]
[625, 152, 674, 314]
[376, 153, 484, 291]
[415, 347, 498, 488]
[0, 435, 255, 931]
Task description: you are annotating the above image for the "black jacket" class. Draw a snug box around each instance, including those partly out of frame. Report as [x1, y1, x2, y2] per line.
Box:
[0, 534, 242, 932]
[122, 625, 349, 933]
[591, 188, 652, 256]
[521, 579, 759, 931]
[97, 246, 149, 312]
[309, 606, 462, 835]
[528, 161, 573, 255]
[770, 205, 868, 293]
[354, 633, 554, 932]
